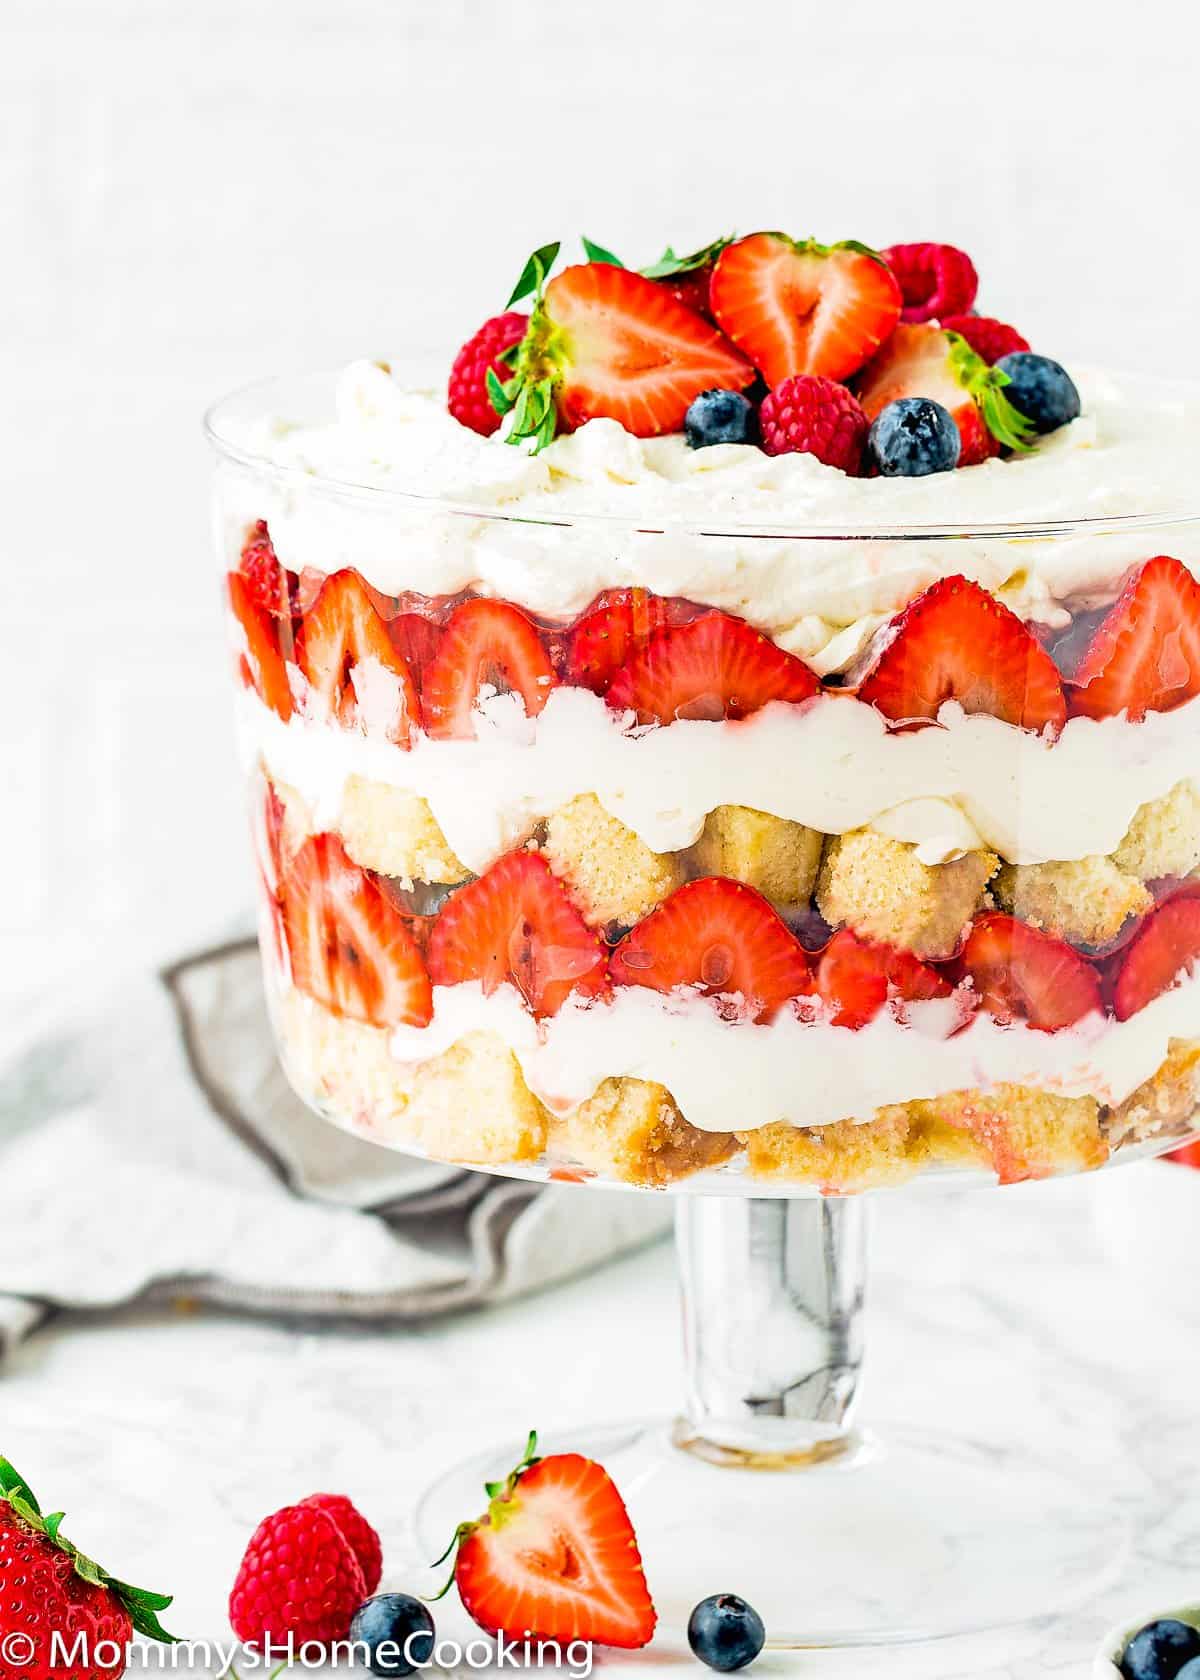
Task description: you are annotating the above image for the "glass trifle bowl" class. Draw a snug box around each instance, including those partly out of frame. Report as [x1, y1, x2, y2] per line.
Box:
[207, 364, 1200, 1648]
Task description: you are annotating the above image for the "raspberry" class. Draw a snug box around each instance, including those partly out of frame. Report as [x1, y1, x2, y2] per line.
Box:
[238, 520, 294, 619]
[940, 314, 1031, 364]
[759, 375, 868, 473]
[301, 1494, 383, 1595]
[447, 311, 529, 436]
[882, 243, 978, 324]
[229, 1502, 366, 1649]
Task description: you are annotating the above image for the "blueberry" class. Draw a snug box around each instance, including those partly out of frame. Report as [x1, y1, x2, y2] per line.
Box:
[685, 389, 758, 449]
[1120, 1617, 1200, 1680]
[1175, 1659, 1200, 1680]
[867, 397, 961, 477]
[349, 1594, 436, 1676]
[687, 1593, 766, 1672]
[994, 352, 1081, 434]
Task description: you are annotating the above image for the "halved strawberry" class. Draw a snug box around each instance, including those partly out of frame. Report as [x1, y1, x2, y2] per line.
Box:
[856, 575, 1068, 734]
[496, 259, 754, 446]
[610, 876, 812, 1022]
[427, 850, 607, 1017]
[280, 833, 432, 1028]
[1068, 555, 1200, 722]
[856, 323, 1035, 466]
[709, 233, 902, 386]
[816, 929, 953, 1029]
[299, 569, 419, 746]
[228, 571, 294, 721]
[565, 589, 670, 694]
[958, 913, 1102, 1031]
[441, 1433, 656, 1650]
[605, 610, 819, 725]
[1112, 895, 1200, 1021]
[422, 598, 557, 740]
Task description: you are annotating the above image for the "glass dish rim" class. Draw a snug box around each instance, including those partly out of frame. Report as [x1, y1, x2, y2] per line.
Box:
[204, 369, 1200, 543]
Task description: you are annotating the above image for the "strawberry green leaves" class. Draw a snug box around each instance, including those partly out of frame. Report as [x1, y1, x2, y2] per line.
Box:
[946, 331, 1038, 453]
[642, 235, 732, 279]
[505, 242, 561, 308]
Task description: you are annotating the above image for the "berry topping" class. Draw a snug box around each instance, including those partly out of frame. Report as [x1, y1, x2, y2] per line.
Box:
[1112, 895, 1200, 1021]
[281, 833, 433, 1029]
[994, 352, 1081, 434]
[301, 1494, 383, 1595]
[685, 388, 759, 449]
[816, 929, 952, 1029]
[300, 569, 420, 746]
[939, 314, 1030, 364]
[759, 375, 869, 473]
[958, 913, 1103, 1031]
[421, 598, 558, 739]
[437, 1433, 656, 1650]
[230, 1498, 365, 1650]
[857, 323, 1036, 466]
[448, 312, 529, 436]
[238, 520, 296, 619]
[349, 1595, 436, 1677]
[427, 850, 607, 1017]
[642, 237, 733, 322]
[857, 575, 1068, 734]
[565, 588, 670, 693]
[688, 1594, 767, 1673]
[610, 876, 813, 1022]
[1069, 555, 1200, 722]
[866, 397, 961, 477]
[710, 233, 902, 386]
[1120, 1618, 1200, 1680]
[228, 570, 294, 722]
[605, 610, 819, 725]
[882, 242, 979, 324]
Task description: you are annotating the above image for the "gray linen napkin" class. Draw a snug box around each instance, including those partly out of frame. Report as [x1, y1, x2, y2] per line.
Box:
[0, 939, 670, 1359]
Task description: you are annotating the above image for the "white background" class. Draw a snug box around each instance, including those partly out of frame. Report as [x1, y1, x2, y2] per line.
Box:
[5, 0, 1200, 990]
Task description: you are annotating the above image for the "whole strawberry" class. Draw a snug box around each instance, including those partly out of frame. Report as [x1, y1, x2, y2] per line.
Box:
[229, 1501, 365, 1650]
[759, 375, 869, 473]
[0, 1458, 176, 1680]
[447, 312, 529, 436]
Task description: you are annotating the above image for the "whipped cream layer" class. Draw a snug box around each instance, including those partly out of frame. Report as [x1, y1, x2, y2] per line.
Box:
[215, 363, 1200, 669]
[242, 685, 1200, 870]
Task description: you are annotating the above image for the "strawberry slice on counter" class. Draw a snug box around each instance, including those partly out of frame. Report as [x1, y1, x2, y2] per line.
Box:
[422, 598, 558, 739]
[1068, 554, 1200, 722]
[565, 588, 671, 694]
[856, 322, 1035, 466]
[1112, 894, 1200, 1021]
[709, 233, 902, 386]
[856, 575, 1068, 734]
[605, 610, 819, 725]
[299, 569, 420, 746]
[958, 912, 1103, 1031]
[427, 850, 607, 1017]
[228, 571, 294, 721]
[437, 1432, 656, 1650]
[281, 833, 433, 1028]
[815, 928, 955, 1030]
[610, 876, 813, 1022]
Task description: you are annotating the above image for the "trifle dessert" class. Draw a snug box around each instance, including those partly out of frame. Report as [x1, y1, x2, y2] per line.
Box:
[210, 232, 1200, 1192]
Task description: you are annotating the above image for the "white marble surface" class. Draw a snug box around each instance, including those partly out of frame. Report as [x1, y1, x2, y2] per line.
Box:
[4, 1165, 1199, 1678]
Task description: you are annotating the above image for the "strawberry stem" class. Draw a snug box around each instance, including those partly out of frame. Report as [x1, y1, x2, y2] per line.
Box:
[641, 235, 733, 279]
[425, 1429, 542, 1601]
[490, 255, 569, 452]
[946, 330, 1038, 453]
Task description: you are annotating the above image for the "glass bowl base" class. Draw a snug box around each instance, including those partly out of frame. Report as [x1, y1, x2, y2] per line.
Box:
[415, 1418, 1128, 1650]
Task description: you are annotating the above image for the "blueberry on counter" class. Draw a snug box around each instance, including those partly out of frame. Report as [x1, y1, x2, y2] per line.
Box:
[687, 1593, 766, 1671]
[685, 389, 759, 449]
[866, 397, 961, 477]
[349, 1594, 436, 1676]
[994, 352, 1081, 434]
[1120, 1616, 1200, 1680]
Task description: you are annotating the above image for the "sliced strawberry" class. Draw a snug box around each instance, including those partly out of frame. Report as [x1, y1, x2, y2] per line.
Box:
[238, 519, 298, 619]
[427, 850, 606, 1017]
[281, 833, 432, 1028]
[709, 233, 901, 386]
[610, 876, 812, 1022]
[1112, 895, 1200, 1021]
[1168, 1138, 1200, 1167]
[421, 598, 557, 740]
[447, 1435, 656, 1649]
[387, 612, 442, 686]
[816, 929, 953, 1029]
[856, 575, 1068, 734]
[1068, 555, 1200, 722]
[605, 610, 819, 725]
[958, 913, 1102, 1031]
[228, 571, 294, 721]
[565, 589, 670, 694]
[299, 569, 419, 746]
[857, 322, 1035, 466]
